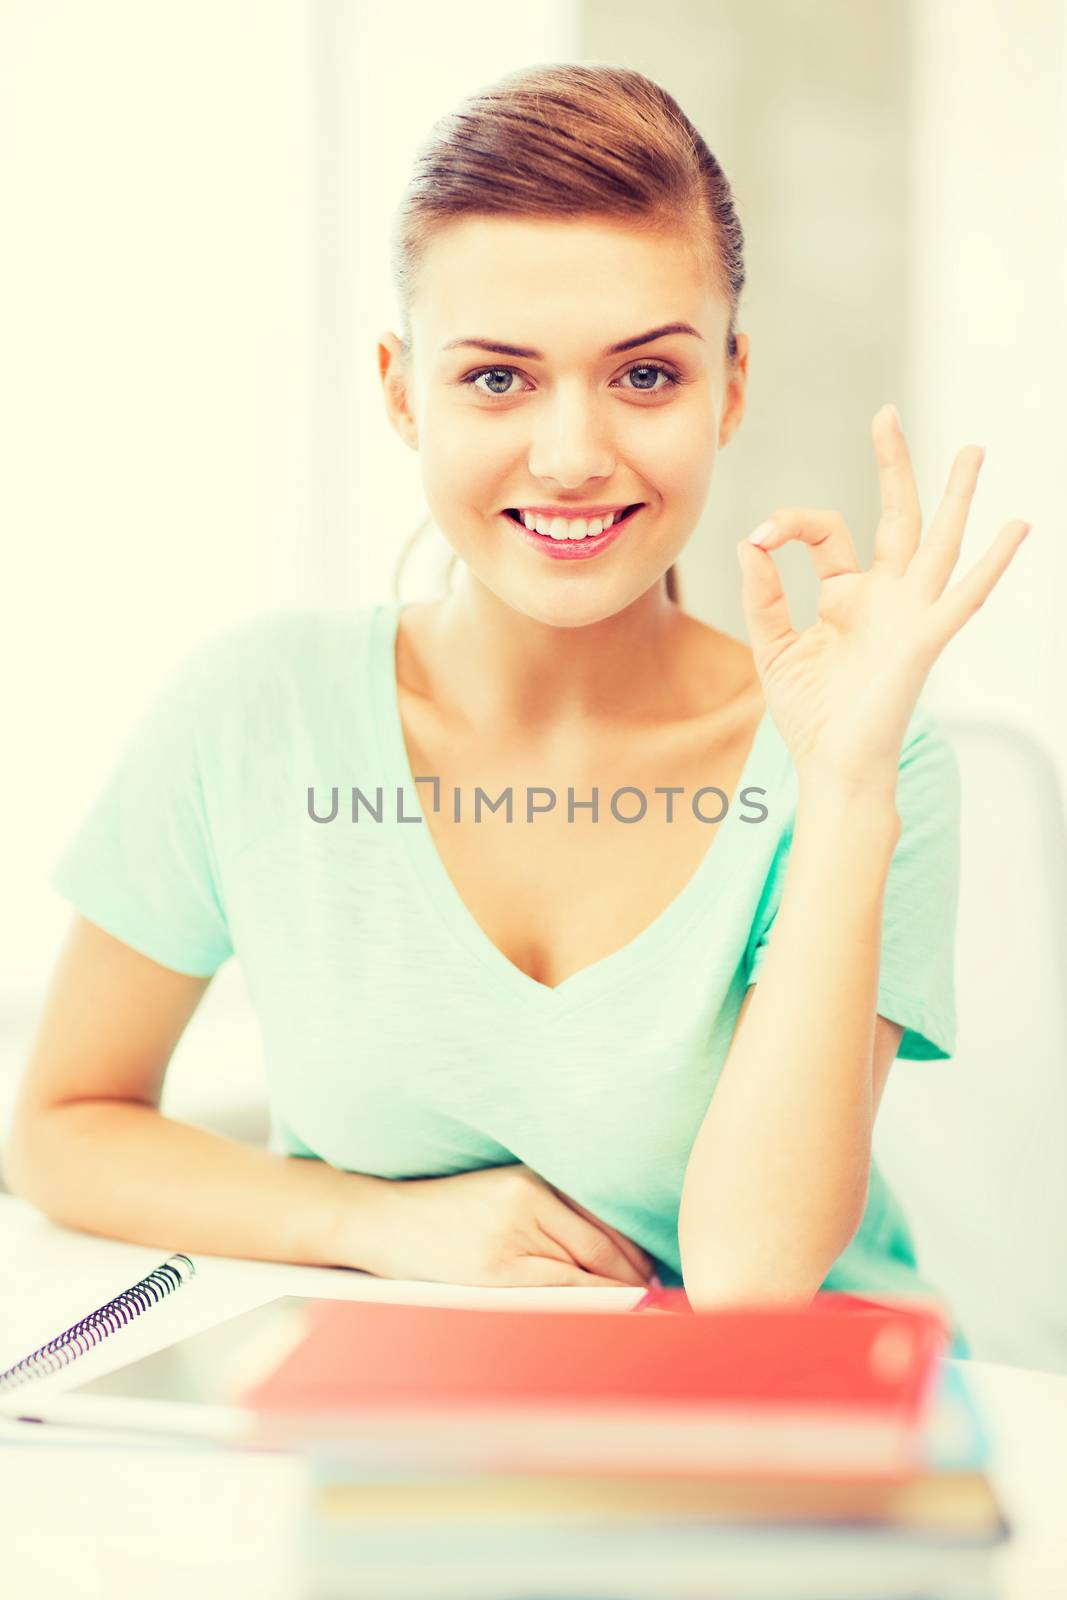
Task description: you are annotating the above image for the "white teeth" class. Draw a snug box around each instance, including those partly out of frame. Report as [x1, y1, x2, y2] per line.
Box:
[518, 509, 622, 539]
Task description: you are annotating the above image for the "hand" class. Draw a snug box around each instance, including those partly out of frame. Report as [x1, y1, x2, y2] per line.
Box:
[737, 405, 1031, 789]
[366, 1163, 656, 1289]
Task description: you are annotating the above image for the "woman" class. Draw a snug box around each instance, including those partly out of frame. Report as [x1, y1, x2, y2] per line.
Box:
[6, 64, 1028, 1358]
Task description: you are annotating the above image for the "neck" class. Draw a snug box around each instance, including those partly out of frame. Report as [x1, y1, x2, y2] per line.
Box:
[410, 572, 701, 737]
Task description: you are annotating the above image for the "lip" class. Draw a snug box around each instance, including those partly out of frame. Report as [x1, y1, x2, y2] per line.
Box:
[502, 503, 642, 561]
[511, 503, 636, 519]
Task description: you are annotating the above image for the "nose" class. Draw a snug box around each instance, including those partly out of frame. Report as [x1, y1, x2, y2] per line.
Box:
[526, 381, 615, 490]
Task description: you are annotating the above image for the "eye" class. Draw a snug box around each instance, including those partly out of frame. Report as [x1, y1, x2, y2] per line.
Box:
[460, 367, 533, 398]
[615, 361, 681, 394]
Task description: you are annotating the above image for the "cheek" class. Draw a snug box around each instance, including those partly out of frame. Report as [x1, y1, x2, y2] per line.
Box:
[679, 438, 717, 505]
[421, 406, 510, 498]
[622, 388, 713, 456]
[630, 416, 716, 508]
[420, 438, 504, 547]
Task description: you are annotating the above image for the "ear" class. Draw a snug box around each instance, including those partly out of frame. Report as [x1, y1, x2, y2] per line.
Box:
[718, 332, 749, 448]
[378, 331, 419, 451]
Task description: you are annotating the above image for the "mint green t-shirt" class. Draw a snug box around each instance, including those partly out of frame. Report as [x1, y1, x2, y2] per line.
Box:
[49, 602, 969, 1355]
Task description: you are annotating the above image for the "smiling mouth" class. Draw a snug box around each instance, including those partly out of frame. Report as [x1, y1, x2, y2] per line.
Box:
[503, 503, 643, 534]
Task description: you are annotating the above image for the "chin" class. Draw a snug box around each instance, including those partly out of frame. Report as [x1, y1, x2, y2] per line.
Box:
[493, 578, 652, 630]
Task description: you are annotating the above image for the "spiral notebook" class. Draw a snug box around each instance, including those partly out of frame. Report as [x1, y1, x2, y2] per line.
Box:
[0, 1259, 335, 1444]
[0, 1253, 198, 1399]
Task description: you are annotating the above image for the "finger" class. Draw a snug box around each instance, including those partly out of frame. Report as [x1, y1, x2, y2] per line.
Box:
[537, 1204, 650, 1288]
[512, 1256, 638, 1289]
[871, 404, 922, 575]
[551, 1192, 655, 1282]
[744, 508, 861, 580]
[597, 1223, 655, 1284]
[907, 445, 984, 600]
[926, 520, 1031, 645]
[542, 1180, 655, 1279]
[737, 537, 798, 673]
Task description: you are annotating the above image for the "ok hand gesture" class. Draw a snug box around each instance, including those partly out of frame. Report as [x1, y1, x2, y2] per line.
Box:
[737, 405, 1030, 791]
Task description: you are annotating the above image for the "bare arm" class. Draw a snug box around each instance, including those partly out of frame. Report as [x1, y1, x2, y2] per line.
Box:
[678, 781, 903, 1307]
[2, 915, 395, 1273]
[689, 405, 1027, 1308]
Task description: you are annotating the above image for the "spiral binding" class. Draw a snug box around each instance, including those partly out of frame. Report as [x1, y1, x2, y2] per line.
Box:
[0, 1253, 196, 1396]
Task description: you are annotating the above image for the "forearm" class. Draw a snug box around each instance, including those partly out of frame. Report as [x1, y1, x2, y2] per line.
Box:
[3, 1101, 396, 1274]
[678, 776, 901, 1305]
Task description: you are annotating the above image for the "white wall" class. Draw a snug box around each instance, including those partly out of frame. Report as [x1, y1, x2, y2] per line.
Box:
[0, 0, 317, 1021]
[905, 0, 1066, 804]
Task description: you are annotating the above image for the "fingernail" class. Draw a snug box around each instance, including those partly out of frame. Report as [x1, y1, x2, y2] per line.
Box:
[748, 520, 774, 546]
[886, 403, 901, 429]
[648, 1272, 663, 1288]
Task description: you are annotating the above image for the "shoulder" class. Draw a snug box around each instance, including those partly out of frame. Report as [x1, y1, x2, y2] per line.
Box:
[170, 605, 382, 856]
[897, 701, 961, 804]
[166, 605, 381, 708]
[177, 604, 379, 672]
[884, 705, 963, 902]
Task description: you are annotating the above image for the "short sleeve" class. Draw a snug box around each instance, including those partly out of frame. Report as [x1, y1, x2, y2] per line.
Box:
[745, 705, 961, 1061]
[48, 636, 238, 978]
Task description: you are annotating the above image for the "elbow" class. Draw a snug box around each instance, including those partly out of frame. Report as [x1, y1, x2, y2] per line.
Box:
[2, 1109, 66, 1211]
[682, 1265, 824, 1314]
[2, 1119, 43, 1204]
[680, 1199, 867, 1312]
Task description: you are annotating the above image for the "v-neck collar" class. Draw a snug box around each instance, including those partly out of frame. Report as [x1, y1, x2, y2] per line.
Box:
[368, 600, 777, 1020]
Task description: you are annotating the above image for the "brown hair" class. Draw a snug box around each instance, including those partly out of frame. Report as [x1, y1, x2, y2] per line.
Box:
[390, 61, 746, 608]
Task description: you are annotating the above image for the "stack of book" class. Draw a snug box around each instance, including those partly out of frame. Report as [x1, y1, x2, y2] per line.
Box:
[239, 1289, 1009, 1599]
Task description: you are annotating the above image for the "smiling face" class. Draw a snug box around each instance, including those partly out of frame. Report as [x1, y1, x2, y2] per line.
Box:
[379, 214, 748, 627]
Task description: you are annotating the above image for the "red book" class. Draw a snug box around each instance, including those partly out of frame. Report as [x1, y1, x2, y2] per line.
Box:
[239, 1291, 949, 1481]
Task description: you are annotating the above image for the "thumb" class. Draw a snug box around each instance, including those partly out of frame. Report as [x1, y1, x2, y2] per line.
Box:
[737, 536, 797, 670]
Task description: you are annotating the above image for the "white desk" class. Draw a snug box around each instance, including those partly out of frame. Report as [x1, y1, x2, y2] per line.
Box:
[2, 1195, 1065, 1600]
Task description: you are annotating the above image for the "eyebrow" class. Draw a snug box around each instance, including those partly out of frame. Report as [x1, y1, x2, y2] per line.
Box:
[440, 322, 704, 360]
